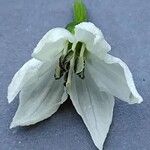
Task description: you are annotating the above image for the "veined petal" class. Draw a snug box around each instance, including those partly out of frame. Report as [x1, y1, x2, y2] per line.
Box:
[92, 38, 111, 59]
[32, 28, 74, 62]
[7, 58, 51, 103]
[87, 53, 143, 104]
[10, 66, 66, 128]
[74, 22, 111, 58]
[68, 71, 115, 150]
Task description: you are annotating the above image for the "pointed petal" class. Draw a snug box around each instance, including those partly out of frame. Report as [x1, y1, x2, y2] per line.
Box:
[32, 28, 74, 62]
[68, 71, 115, 150]
[87, 53, 143, 104]
[75, 22, 111, 58]
[7, 59, 51, 103]
[10, 66, 66, 128]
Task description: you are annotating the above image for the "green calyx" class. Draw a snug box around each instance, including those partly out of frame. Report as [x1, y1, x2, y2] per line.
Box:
[66, 0, 88, 33]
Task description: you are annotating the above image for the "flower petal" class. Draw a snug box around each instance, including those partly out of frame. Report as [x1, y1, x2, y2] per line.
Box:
[10, 66, 66, 128]
[75, 22, 111, 58]
[87, 53, 143, 104]
[67, 71, 115, 150]
[7, 58, 52, 103]
[32, 28, 74, 62]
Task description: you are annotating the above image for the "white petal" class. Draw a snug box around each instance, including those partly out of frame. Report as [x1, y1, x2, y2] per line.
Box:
[7, 59, 51, 103]
[75, 22, 111, 58]
[32, 28, 74, 62]
[10, 66, 66, 128]
[87, 53, 143, 104]
[68, 71, 115, 150]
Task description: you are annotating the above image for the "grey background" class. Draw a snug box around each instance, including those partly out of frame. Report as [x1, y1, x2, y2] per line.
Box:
[0, 0, 150, 150]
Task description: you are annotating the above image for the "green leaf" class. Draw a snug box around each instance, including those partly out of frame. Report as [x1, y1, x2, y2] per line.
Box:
[73, 0, 88, 23]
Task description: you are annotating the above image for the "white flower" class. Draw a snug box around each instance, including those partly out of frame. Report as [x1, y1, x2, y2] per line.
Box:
[8, 22, 143, 150]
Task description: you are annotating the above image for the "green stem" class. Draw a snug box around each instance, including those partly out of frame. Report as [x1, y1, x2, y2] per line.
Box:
[66, 0, 88, 33]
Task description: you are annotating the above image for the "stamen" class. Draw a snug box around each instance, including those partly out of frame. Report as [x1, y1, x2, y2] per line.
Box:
[80, 43, 86, 57]
[62, 41, 69, 55]
[54, 64, 64, 80]
[74, 43, 86, 76]
[54, 42, 87, 83]
[66, 42, 77, 87]
[54, 41, 72, 80]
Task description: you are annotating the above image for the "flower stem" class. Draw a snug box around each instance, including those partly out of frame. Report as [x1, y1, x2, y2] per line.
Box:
[66, 0, 88, 33]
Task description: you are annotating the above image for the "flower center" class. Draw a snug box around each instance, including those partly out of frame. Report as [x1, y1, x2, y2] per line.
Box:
[54, 41, 87, 86]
